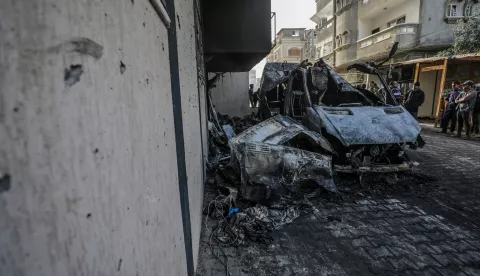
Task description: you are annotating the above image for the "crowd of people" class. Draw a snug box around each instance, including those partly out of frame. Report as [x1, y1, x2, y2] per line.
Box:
[367, 80, 425, 119]
[367, 79, 480, 140]
[439, 80, 480, 140]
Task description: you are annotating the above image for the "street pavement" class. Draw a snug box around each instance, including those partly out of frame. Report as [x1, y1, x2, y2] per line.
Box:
[197, 131, 480, 276]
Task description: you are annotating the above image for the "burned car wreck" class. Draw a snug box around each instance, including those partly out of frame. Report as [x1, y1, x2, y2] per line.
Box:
[254, 42, 424, 176]
[213, 43, 425, 203]
[281, 61, 425, 174]
[228, 115, 337, 202]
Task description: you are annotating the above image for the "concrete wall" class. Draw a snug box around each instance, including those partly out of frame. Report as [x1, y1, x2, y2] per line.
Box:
[335, 1, 358, 67]
[210, 73, 251, 117]
[418, 0, 454, 47]
[175, 0, 205, 268]
[358, 0, 420, 39]
[0, 0, 204, 275]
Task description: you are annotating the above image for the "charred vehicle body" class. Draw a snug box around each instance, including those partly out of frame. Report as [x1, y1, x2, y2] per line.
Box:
[257, 62, 300, 119]
[255, 42, 425, 174]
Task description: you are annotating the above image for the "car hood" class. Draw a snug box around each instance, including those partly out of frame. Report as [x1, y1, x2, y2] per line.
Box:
[229, 114, 334, 153]
[314, 105, 422, 146]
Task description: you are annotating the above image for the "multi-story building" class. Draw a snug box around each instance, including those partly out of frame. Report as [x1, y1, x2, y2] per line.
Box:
[310, 0, 335, 65]
[301, 29, 317, 61]
[335, 0, 359, 68]
[310, 0, 477, 71]
[267, 28, 306, 63]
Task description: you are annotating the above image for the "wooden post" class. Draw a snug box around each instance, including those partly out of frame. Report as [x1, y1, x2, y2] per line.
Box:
[434, 59, 448, 127]
[414, 63, 420, 83]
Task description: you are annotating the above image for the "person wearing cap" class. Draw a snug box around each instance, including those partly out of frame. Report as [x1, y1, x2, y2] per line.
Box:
[404, 81, 425, 119]
[439, 81, 462, 134]
[455, 80, 477, 139]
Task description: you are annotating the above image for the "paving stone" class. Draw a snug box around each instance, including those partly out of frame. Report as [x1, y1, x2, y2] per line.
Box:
[197, 132, 480, 276]
[351, 237, 372, 247]
[388, 257, 419, 271]
[367, 246, 393, 258]
[461, 266, 480, 276]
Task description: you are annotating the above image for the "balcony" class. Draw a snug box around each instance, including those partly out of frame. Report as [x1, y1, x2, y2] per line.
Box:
[315, 19, 334, 42]
[316, 0, 333, 13]
[358, 0, 406, 20]
[357, 23, 419, 60]
[311, 0, 334, 25]
[445, 3, 473, 23]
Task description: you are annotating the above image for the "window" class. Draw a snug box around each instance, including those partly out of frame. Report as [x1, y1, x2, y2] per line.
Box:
[387, 15, 406, 28]
[288, 48, 301, 56]
[337, 0, 352, 10]
[335, 35, 342, 48]
[465, 4, 473, 17]
[324, 41, 333, 55]
[342, 31, 350, 45]
[371, 28, 380, 35]
[317, 47, 323, 58]
[447, 4, 458, 17]
[292, 30, 299, 37]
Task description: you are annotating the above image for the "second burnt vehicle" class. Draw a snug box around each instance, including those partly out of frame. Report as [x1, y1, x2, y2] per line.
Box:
[259, 42, 425, 174]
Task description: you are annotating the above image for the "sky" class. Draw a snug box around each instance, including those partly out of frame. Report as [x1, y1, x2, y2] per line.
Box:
[252, 0, 316, 77]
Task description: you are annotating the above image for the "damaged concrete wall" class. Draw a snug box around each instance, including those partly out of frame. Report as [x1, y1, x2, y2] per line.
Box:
[210, 72, 252, 117]
[0, 1, 192, 275]
[175, 0, 205, 268]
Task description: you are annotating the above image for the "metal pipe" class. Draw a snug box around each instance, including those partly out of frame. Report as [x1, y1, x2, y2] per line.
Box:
[150, 0, 171, 28]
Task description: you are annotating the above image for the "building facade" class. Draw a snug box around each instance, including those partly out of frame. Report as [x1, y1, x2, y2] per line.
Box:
[267, 28, 306, 63]
[310, 0, 335, 65]
[301, 29, 317, 62]
[310, 0, 477, 71]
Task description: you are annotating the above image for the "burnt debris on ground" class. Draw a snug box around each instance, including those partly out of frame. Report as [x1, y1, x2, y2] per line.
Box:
[201, 56, 433, 274]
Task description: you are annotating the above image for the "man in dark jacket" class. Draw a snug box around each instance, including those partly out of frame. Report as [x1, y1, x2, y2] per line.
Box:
[404, 81, 425, 119]
[455, 81, 477, 139]
[472, 84, 480, 136]
[248, 84, 255, 107]
[439, 81, 462, 133]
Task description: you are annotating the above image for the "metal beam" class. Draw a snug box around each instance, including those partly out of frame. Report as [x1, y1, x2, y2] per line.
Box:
[420, 65, 445, 72]
[434, 59, 448, 127]
[414, 63, 420, 83]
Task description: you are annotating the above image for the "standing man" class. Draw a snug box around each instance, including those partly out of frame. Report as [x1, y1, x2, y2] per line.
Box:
[439, 81, 462, 133]
[404, 82, 425, 119]
[472, 84, 480, 137]
[252, 88, 259, 108]
[391, 81, 403, 104]
[455, 80, 477, 139]
[248, 84, 255, 107]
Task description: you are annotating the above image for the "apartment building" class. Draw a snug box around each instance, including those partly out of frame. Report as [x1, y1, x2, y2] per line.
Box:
[267, 28, 306, 63]
[310, 0, 335, 65]
[310, 0, 477, 70]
